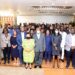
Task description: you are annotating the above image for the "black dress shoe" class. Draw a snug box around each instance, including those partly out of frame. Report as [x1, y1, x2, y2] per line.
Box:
[25, 66, 28, 69]
[29, 67, 32, 69]
[4, 62, 6, 64]
[34, 66, 37, 68]
[66, 65, 69, 69]
[61, 59, 64, 62]
[39, 65, 42, 68]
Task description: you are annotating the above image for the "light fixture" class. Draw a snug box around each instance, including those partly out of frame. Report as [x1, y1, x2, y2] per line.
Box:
[0, 10, 14, 16]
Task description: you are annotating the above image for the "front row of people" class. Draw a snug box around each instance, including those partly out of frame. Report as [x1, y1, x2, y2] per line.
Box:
[1, 26, 75, 69]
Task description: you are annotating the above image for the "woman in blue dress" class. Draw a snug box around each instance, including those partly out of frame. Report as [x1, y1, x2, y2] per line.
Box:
[10, 30, 19, 65]
[45, 29, 52, 63]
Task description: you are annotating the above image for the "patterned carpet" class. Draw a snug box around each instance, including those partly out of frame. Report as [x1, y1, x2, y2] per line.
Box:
[0, 66, 44, 75]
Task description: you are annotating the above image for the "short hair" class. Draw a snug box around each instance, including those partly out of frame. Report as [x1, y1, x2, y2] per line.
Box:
[36, 26, 40, 30]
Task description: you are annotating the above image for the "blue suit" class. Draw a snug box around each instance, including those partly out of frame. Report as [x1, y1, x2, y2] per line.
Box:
[17, 31, 26, 64]
[8, 28, 13, 36]
[8, 28, 20, 36]
[45, 35, 52, 61]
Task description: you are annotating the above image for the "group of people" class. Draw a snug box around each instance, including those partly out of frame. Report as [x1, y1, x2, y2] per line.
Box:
[0, 23, 75, 69]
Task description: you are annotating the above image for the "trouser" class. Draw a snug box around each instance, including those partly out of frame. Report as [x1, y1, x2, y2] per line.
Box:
[34, 52, 43, 66]
[18, 47, 23, 64]
[61, 47, 65, 60]
[72, 49, 75, 68]
[3, 47, 11, 63]
[44, 51, 52, 61]
[66, 50, 71, 67]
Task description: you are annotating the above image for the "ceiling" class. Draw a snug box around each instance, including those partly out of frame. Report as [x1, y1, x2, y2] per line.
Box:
[0, 0, 75, 16]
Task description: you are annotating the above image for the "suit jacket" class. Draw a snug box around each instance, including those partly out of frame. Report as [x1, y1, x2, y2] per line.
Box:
[17, 32, 26, 50]
[52, 34, 61, 50]
[1, 33, 11, 48]
[33, 33, 45, 52]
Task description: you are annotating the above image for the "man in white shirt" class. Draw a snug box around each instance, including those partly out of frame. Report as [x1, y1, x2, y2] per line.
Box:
[21, 31, 25, 41]
[60, 27, 67, 62]
[71, 28, 75, 69]
[65, 28, 75, 69]
[65, 31, 72, 68]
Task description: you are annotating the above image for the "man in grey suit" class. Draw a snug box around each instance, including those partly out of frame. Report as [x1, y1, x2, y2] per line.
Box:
[33, 26, 45, 68]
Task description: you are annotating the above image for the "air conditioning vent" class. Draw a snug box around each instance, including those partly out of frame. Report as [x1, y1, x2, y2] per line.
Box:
[32, 6, 72, 9]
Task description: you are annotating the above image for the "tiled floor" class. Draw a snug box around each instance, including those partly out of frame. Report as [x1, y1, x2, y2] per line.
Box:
[44, 68, 75, 75]
[0, 60, 75, 75]
[0, 66, 44, 75]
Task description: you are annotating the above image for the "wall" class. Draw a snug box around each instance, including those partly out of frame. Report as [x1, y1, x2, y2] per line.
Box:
[17, 15, 73, 25]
